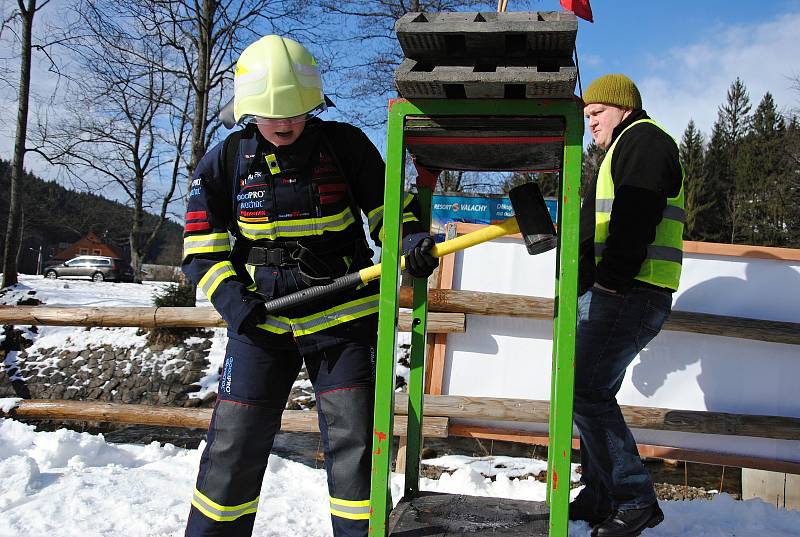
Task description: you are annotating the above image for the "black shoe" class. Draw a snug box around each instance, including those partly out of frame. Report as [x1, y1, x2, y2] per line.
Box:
[569, 489, 612, 527]
[591, 503, 664, 537]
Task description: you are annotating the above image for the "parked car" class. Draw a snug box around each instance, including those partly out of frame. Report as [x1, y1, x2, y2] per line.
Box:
[43, 256, 135, 282]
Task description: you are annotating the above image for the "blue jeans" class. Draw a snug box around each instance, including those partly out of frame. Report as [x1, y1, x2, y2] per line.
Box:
[573, 285, 671, 510]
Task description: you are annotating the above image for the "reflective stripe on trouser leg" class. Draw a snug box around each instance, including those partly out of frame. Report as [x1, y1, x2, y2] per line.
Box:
[186, 335, 302, 537]
[317, 386, 374, 537]
[185, 400, 284, 537]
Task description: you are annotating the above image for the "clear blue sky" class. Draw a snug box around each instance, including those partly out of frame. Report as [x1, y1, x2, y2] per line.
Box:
[357, 0, 800, 152]
[573, 0, 799, 139]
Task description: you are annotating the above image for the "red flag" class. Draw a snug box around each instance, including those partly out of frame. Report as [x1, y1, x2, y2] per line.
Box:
[560, 0, 593, 22]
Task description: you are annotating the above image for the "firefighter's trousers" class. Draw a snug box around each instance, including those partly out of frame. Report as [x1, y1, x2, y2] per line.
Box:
[185, 328, 376, 537]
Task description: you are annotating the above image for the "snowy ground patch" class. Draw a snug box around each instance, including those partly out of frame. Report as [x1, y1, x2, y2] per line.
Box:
[1, 420, 799, 536]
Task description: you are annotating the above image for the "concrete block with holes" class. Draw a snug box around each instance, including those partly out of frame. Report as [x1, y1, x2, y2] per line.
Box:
[395, 58, 577, 100]
[395, 11, 577, 61]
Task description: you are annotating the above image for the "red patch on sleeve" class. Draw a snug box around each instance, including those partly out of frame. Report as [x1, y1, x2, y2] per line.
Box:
[185, 221, 211, 232]
[186, 211, 208, 221]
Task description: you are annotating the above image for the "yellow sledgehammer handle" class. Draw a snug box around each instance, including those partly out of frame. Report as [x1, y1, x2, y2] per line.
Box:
[358, 217, 520, 283]
[261, 217, 521, 314]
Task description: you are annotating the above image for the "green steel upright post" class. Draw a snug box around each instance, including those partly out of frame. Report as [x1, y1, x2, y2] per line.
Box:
[547, 105, 584, 537]
[368, 102, 406, 537]
[370, 98, 582, 537]
[404, 186, 432, 498]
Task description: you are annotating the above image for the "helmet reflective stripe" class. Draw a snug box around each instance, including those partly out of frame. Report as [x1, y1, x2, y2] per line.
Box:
[191, 488, 259, 522]
[330, 497, 370, 520]
[234, 35, 324, 121]
[594, 118, 684, 290]
[199, 261, 237, 300]
[254, 294, 379, 337]
[234, 65, 270, 101]
[183, 232, 231, 258]
[292, 62, 321, 88]
[237, 207, 356, 240]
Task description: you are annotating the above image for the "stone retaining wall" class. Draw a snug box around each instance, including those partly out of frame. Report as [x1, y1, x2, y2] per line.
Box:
[0, 326, 214, 407]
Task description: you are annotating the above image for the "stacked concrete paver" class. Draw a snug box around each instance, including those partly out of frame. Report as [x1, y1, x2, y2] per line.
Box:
[394, 11, 577, 100]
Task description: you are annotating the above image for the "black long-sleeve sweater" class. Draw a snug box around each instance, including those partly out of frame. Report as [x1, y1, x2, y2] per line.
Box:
[578, 110, 682, 295]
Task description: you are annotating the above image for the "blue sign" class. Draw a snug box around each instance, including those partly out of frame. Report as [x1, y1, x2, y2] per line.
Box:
[431, 193, 558, 241]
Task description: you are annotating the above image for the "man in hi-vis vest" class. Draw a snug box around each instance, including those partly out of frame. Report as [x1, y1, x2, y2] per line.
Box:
[570, 74, 684, 537]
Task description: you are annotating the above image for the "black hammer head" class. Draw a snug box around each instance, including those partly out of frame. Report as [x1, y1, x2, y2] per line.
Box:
[508, 182, 558, 255]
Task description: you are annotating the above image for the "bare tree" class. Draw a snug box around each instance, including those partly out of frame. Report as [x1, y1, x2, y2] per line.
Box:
[1, 0, 52, 288]
[319, 0, 537, 128]
[37, 0, 186, 282]
[144, 0, 317, 179]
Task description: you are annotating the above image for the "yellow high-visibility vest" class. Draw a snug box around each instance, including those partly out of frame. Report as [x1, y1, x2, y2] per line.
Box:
[594, 119, 685, 291]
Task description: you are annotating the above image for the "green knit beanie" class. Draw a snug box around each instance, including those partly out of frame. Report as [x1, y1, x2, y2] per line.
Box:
[582, 74, 642, 110]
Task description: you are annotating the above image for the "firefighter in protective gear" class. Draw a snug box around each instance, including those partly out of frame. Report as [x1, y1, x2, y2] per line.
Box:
[182, 35, 437, 537]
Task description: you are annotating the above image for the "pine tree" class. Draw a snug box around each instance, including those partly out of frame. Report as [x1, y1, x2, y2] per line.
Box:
[786, 116, 800, 247]
[679, 120, 708, 241]
[720, 77, 752, 145]
[735, 93, 789, 245]
[580, 141, 604, 198]
[697, 117, 731, 242]
[696, 79, 753, 242]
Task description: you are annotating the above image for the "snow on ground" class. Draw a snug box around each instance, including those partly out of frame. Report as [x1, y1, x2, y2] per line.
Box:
[0, 415, 799, 537]
[2, 275, 800, 535]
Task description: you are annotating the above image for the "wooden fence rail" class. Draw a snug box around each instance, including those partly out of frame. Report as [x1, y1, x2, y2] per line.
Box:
[3, 287, 797, 344]
[393, 394, 800, 442]
[1, 399, 449, 438]
[5, 396, 798, 443]
[397, 288, 800, 345]
[0, 306, 465, 334]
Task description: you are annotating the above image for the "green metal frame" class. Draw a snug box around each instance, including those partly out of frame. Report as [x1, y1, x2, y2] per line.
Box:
[369, 98, 583, 537]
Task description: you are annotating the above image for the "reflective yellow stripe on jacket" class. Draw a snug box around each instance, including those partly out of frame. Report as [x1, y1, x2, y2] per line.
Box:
[255, 293, 379, 337]
[367, 194, 419, 242]
[237, 207, 356, 240]
[198, 261, 237, 300]
[183, 232, 231, 258]
[594, 118, 685, 290]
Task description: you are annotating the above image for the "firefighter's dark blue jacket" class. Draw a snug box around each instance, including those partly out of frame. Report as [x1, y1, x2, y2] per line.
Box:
[181, 119, 427, 346]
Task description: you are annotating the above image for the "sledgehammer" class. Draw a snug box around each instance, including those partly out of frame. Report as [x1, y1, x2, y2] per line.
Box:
[260, 182, 556, 314]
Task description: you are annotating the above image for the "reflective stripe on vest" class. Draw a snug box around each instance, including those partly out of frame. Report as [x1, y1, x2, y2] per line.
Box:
[191, 488, 259, 522]
[329, 497, 370, 520]
[199, 261, 237, 300]
[183, 232, 231, 259]
[254, 293, 379, 337]
[594, 118, 684, 290]
[237, 206, 356, 241]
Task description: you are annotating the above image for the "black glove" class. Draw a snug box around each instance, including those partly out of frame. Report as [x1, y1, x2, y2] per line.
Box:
[404, 236, 439, 278]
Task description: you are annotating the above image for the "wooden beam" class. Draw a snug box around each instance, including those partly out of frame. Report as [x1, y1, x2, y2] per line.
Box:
[393, 394, 800, 442]
[399, 287, 552, 318]
[397, 288, 800, 345]
[446, 425, 800, 475]
[427, 221, 458, 396]
[3, 400, 449, 438]
[664, 310, 800, 345]
[0, 307, 465, 334]
[2, 293, 796, 344]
